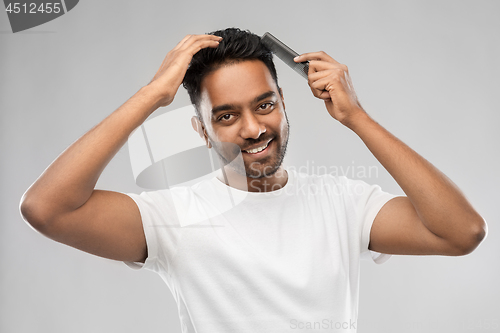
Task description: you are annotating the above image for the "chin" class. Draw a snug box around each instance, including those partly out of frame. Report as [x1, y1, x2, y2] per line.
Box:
[245, 161, 281, 179]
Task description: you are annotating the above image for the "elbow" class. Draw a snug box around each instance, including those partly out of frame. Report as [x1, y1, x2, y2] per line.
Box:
[19, 192, 53, 233]
[453, 215, 488, 256]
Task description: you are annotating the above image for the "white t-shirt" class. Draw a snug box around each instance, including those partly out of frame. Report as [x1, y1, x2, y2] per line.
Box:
[125, 169, 396, 333]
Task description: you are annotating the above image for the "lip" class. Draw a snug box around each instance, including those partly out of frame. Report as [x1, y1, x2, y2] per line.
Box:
[242, 139, 273, 156]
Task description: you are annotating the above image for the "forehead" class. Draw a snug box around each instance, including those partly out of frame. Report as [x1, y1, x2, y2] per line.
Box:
[198, 60, 278, 122]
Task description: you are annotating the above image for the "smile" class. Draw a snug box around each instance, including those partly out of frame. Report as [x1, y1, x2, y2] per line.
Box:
[243, 139, 272, 154]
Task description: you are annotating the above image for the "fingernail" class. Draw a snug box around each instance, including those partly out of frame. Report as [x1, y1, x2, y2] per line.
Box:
[294, 56, 299, 61]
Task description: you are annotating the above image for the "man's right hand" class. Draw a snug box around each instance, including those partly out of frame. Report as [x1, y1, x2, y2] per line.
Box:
[20, 34, 221, 264]
[148, 34, 222, 107]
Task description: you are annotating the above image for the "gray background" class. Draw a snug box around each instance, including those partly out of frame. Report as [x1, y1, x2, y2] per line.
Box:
[1, 1, 499, 332]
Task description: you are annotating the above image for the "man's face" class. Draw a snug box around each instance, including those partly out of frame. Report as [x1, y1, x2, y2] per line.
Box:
[197, 59, 289, 179]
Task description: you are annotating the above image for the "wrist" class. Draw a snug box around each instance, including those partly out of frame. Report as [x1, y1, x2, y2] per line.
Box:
[137, 84, 168, 113]
[342, 107, 373, 132]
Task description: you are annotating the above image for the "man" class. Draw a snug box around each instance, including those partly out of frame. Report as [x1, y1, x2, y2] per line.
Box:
[20, 28, 486, 332]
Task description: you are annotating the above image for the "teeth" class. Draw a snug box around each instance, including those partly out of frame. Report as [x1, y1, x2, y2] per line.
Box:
[245, 141, 270, 154]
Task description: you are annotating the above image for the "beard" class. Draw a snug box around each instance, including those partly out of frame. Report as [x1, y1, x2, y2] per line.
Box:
[244, 133, 289, 179]
[210, 119, 290, 179]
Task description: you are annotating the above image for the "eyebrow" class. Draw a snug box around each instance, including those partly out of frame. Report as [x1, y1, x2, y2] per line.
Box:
[211, 91, 277, 116]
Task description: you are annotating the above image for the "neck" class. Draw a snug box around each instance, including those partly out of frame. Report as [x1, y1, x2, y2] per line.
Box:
[216, 165, 288, 192]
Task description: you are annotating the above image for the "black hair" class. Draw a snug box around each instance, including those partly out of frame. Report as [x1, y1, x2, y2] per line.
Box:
[182, 28, 280, 122]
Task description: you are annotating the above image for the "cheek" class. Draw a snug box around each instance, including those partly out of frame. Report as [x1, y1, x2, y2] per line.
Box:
[201, 118, 222, 141]
[207, 125, 235, 144]
[205, 126, 219, 141]
[276, 111, 289, 136]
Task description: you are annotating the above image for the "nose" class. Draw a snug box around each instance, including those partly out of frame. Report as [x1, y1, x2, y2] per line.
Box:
[240, 111, 266, 139]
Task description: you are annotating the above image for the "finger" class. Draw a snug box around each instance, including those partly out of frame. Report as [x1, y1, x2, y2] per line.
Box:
[179, 34, 222, 52]
[174, 34, 221, 51]
[309, 85, 331, 100]
[183, 38, 222, 57]
[151, 35, 222, 84]
[307, 66, 343, 94]
[154, 37, 221, 80]
[295, 51, 339, 64]
[309, 75, 339, 99]
[310, 75, 330, 92]
[308, 60, 348, 74]
[172, 34, 195, 51]
[318, 91, 332, 100]
[307, 68, 334, 84]
[154, 35, 197, 77]
[307, 62, 349, 96]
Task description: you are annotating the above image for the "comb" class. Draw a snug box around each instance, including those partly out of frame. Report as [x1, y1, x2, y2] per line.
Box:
[261, 32, 309, 80]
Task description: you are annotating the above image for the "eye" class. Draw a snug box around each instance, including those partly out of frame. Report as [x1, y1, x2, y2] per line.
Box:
[258, 102, 274, 111]
[217, 114, 234, 122]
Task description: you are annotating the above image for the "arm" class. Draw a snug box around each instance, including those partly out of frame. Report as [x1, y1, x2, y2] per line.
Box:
[20, 34, 223, 263]
[295, 52, 487, 256]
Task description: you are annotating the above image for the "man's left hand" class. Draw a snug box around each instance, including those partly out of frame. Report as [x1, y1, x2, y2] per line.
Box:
[294, 51, 365, 128]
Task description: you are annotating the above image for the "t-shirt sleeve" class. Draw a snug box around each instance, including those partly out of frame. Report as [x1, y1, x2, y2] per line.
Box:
[122, 190, 183, 274]
[341, 177, 397, 264]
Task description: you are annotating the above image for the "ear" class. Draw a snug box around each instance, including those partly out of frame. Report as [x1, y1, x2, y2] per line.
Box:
[191, 116, 212, 148]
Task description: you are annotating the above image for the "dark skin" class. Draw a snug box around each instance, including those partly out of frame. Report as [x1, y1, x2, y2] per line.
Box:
[294, 51, 487, 255]
[193, 52, 487, 256]
[192, 60, 290, 193]
[20, 34, 223, 263]
[19, 34, 487, 269]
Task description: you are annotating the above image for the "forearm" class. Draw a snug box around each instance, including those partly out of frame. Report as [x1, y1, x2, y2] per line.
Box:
[21, 85, 161, 223]
[348, 111, 486, 245]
